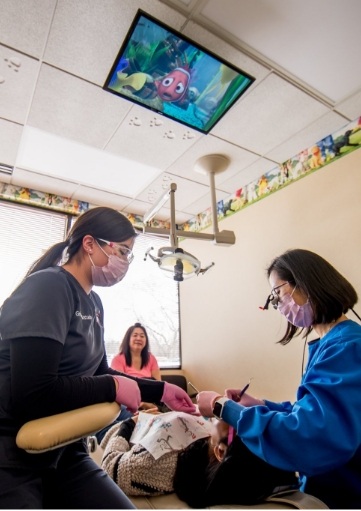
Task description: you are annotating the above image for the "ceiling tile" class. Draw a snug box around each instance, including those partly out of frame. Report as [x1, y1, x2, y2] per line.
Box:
[106, 104, 201, 169]
[43, 0, 187, 85]
[335, 90, 361, 122]
[166, 134, 261, 186]
[11, 167, 79, 197]
[1, 0, 360, 224]
[166, 0, 195, 8]
[0, 119, 23, 166]
[0, 0, 56, 58]
[212, 73, 330, 155]
[172, 211, 194, 224]
[16, 127, 163, 197]
[219, 157, 278, 193]
[199, 0, 361, 103]
[0, 46, 40, 124]
[0, 173, 12, 185]
[135, 172, 208, 211]
[122, 198, 158, 217]
[27, 64, 132, 147]
[121, 198, 184, 223]
[183, 189, 230, 216]
[143, 204, 172, 222]
[182, 21, 269, 84]
[72, 186, 133, 210]
[265, 110, 349, 163]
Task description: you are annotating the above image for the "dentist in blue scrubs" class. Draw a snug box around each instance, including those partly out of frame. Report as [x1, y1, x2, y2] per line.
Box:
[198, 248, 361, 509]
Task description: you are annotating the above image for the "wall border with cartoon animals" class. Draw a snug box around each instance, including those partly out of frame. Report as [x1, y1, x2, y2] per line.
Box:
[0, 115, 360, 232]
[182, 115, 361, 233]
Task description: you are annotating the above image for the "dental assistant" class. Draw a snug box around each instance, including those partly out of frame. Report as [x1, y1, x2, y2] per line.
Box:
[0, 206, 195, 509]
[198, 248, 361, 509]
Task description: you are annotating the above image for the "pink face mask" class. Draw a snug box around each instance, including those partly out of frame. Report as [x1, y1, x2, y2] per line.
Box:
[277, 289, 314, 328]
[89, 242, 129, 287]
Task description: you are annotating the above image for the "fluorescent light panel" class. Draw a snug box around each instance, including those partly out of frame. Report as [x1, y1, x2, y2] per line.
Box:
[16, 127, 162, 197]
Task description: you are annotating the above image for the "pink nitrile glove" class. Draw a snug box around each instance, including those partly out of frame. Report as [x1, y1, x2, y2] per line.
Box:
[161, 382, 196, 414]
[196, 391, 222, 417]
[225, 389, 265, 407]
[113, 375, 141, 413]
[190, 404, 202, 416]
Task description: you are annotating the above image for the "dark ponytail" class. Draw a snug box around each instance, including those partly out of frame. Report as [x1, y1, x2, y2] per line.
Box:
[25, 207, 136, 278]
[25, 240, 69, 278]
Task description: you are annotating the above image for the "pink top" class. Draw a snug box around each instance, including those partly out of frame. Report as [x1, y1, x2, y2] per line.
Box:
[111, 353, 160, 378]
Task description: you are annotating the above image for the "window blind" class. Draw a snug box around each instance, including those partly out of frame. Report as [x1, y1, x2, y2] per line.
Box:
[0, 200, 68, 306]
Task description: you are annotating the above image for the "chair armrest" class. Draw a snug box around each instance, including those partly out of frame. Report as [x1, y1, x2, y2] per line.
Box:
[16, 402, 121, 453]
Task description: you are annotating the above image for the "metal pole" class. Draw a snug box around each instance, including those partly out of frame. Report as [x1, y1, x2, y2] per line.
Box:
[169, 183, 177, 248]
[209, 170, 219, 235]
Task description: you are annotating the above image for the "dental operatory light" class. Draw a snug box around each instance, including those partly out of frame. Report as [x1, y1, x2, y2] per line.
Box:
[143, 154, 236, 282]
[144, 246, 203, 282]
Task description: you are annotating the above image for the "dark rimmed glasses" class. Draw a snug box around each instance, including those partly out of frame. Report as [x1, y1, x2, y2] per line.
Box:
[260, 282, 288, 310]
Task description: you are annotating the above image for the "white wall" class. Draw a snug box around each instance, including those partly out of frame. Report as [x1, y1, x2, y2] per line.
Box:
[179, 149, 361, 403]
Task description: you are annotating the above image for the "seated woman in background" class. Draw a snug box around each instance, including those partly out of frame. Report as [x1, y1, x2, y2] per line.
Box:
[111, 323, 161, 380]
[96, 323, 160, 442]
[100, 410, 298, 508]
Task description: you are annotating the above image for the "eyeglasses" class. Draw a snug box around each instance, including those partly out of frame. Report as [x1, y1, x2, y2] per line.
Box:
[260, 282, 288, 310]
[97, 238, 134, 264]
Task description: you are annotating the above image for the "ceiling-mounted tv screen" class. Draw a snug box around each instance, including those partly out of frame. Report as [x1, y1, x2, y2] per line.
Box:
[103, 10, 255, 134]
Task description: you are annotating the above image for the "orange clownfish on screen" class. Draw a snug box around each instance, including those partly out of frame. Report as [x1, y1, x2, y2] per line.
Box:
[155, 67, 190, 102]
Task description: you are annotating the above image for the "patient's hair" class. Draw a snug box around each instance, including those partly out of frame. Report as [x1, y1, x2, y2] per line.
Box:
[173, 435, 299, 508]
[173, 437, 212, 508]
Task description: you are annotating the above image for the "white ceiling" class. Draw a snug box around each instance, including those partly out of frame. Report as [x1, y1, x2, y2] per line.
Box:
[1, 0, 360, 224]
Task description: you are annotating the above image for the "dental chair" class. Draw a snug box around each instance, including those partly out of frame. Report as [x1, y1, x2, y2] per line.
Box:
[16, 402, 328, 509]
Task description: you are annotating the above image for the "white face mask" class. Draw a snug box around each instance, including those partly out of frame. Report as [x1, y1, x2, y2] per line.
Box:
[89, 242, 129, 287]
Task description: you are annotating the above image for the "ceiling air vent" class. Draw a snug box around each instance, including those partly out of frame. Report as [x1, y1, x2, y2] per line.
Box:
[0, 163, 14, 175]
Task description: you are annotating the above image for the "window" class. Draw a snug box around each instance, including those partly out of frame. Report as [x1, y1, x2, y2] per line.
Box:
[0, 201, 68, 306]
[95, 233, 181, 369]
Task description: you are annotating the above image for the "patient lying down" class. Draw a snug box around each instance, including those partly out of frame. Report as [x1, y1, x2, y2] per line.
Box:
[100, 410, 298, 508]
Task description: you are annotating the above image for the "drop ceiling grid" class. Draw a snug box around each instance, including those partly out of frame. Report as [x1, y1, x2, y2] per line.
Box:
[105, 104, 201, 172]
[27, 64, 132, 148]
[165, 134, 262, 188]
[41, 0, 188, 86]
[0, 119, 23, 166]
[212, 74, 331, 155]
[0, 0, 360, 225]
[220, 157, 278, 194]
[0, 46, 40, 125]
[135, 172, 209, 211]
[265, 110, 350, 164]
[187, 0, 361, 103]
[0, 0, 57, 59]
[10, 167, 80, 198]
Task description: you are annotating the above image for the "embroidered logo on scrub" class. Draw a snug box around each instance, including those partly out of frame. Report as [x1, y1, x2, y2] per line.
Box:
[75, 311, 92, 320]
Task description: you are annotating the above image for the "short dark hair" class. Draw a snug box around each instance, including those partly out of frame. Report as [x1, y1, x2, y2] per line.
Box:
[119, 323, 150, 368]
[204, 436, 298, 506]
[267, 248, 358, 344]
[174, 435, 298, 508]
[173, 437, 211, 508]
